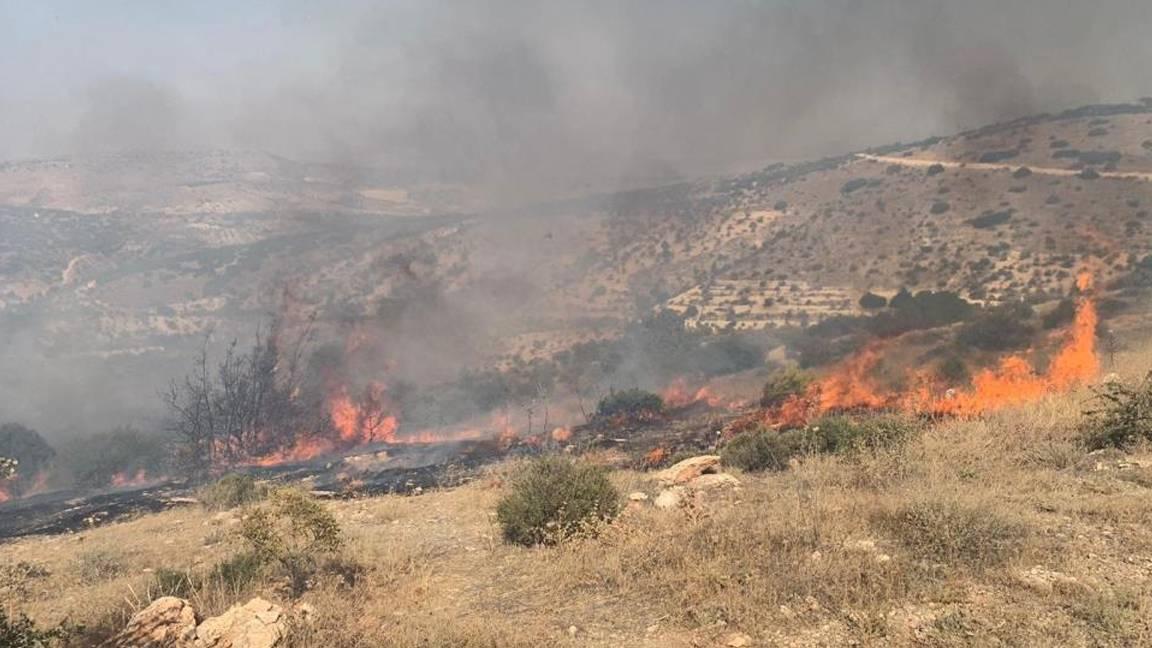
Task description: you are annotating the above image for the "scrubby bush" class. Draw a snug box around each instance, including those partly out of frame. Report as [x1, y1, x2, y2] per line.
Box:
[54, 427, 170, 489]
[967, 209, 1013, 229]
[239, 487, 344, 594]
[0, 424, 54, 496]
[978, 150, 1019, 163]
[0, 610, 75, 648]
[760, 369, 812, 408]
[809, 415, 919, 455]
[496, 457, 619, 546]
[721, 427, 811, 472]
[198, 473, 269, 510]
[841, 178, 870, 194]
[722, 416, 919, 473]
[595, 389, 664, 420]
[929, 200, 950, 215]
[926, 163, 945, 176]
[957, 302, 1036, 351]
[872, 501, 1028, 570]
[858, 292, 887, 309]
[1082, 374, 1152, 450]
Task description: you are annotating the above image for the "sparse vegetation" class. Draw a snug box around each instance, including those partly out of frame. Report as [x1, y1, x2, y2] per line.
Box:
[872, 500, 1029, 570]
[496, 457, 619, 546]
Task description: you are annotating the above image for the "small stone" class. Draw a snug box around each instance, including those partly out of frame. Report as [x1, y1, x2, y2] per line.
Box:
[628, 492, 650, 502]
[567, 625, 579, 637]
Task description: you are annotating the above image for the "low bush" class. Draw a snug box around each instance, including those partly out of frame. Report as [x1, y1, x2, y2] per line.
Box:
[721, 427, 811, 472]
[957, 302, 1036, 351]
[595, 389, 664, 420]
[198, 473, 269, 511]
[239, 487, 344, 595]
[722, 415, 920, 472]
[872, 500, 1029, 570]
[496, 457, 619, 546]
[0, 610, 76, 648]
[1082, 374, 1152, 450]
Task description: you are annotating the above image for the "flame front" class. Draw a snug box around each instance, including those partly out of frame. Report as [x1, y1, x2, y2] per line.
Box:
[767, 273, 1100, 426]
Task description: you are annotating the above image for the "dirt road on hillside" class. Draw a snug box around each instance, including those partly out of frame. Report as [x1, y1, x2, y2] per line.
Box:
[857, 153, 1152, 182]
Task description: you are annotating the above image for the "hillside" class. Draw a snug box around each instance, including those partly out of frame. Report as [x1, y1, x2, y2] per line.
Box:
[4, 103, 1152, 433]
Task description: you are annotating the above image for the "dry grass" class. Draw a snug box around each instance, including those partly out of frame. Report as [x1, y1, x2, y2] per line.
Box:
[8, 372, 1152, 645]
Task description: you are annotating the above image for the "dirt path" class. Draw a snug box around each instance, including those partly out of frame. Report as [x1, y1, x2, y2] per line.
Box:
[857, 153, 1152, 182]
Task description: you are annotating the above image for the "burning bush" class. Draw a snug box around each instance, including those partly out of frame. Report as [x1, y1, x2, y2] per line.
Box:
[760, 368, 812, 408]
[1082, 374, 1152, 450]
[198, 473, 270, 510]
[595, 389, 665, 421]
[496, 457, 620, 546]
[239, 487, 345, 595]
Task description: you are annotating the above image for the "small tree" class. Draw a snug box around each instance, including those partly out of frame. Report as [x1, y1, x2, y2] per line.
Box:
[0, 424, 54, 497]
[239, 487, 343, 595]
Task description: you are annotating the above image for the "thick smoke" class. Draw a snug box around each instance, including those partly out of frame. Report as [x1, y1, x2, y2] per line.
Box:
[1, 1, 1150, 194]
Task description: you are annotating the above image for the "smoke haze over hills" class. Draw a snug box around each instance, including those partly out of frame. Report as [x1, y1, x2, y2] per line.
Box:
[1, 1, 1150, 194]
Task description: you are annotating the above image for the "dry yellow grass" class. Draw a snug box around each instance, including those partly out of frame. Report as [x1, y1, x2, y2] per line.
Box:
[7, 360, 1152, 645]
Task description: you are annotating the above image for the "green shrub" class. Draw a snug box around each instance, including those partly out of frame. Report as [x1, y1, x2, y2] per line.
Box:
[858, 292, 888, 310]
[0, 610, 75, 648]
[760, 368, 812, 408]
[809, 415, 919, 454]
[872, 501, 1028, 570]
[595, 389, 664, 420]
[496, 457, 620, 546]
[239, 487, 343, 595]
[722, 415, 919, 472]
[198, 473, 269, 510]
[721, 427, 811, 472]
[957, 302, 1035, 351]
[1083, 375, 1152, 449]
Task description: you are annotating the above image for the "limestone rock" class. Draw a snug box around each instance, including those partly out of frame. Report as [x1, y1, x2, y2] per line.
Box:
[654, 455, 721, 486]
[195, 598, 285, 648]
[690, 473, 741, 491]
[101, 596, 197, 648]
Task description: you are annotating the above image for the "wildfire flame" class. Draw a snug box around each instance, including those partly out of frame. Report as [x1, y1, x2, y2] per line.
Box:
[768, 272, 1100, 426]
[110, 469, 153, 488]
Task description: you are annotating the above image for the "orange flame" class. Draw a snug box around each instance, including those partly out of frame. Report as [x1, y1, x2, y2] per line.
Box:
[765, 273, 1100, 426]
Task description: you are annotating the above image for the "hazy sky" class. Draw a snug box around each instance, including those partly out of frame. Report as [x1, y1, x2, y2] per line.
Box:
[1, 1, 1151, 190]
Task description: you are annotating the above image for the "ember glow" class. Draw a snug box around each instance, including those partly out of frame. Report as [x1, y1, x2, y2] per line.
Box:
[110, 469, 154, 488]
